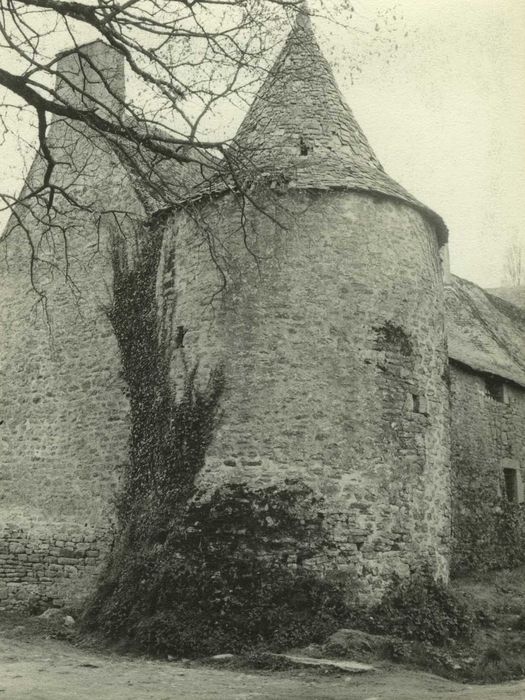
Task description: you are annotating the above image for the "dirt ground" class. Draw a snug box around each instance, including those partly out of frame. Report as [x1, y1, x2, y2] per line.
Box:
[1, 634, 525, 700]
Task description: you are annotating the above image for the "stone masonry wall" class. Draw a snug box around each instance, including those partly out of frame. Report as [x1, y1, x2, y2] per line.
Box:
[160, 188, 451, 601]
[0, 113, 143, 608]
[0, 521, 113, 611]
[450, 362, 525, 575]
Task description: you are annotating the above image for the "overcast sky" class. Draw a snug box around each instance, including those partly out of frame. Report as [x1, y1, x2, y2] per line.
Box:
[325, 0, 525, 288]
[1, 0, 523, 289]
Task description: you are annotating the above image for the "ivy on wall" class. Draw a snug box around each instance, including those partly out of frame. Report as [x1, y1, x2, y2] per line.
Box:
[82, 224, 348, 655]
[451, 462, 525, 576]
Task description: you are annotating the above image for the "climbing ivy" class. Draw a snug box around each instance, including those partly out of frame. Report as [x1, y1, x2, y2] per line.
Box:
[82, 223, 348, 656]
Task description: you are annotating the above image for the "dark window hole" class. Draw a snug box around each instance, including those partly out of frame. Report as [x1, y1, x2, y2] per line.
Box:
[485, 376, 506, 403]
[503, 468, 519, 503]
[175, 325, 187, 348]
[299, 137, 309, 156]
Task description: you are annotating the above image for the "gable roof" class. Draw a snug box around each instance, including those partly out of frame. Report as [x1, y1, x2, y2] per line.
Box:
[107, 118, 217, 214]
[445, 276, 525, 387]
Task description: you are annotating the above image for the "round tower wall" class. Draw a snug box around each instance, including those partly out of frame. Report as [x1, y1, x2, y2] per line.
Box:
[161, 188, 450, 599]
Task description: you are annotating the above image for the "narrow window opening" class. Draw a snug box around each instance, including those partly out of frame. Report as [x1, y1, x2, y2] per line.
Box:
[153, 529, 168, 545]
[175, 325, 187, 348]
[299, 137, 309, 156]
[410, 393, 428, 415]
[485, 376, 507, 403]
[503, 468, 519, 503]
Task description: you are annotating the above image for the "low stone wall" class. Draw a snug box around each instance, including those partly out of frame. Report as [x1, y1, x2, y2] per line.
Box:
[0, 521, 113, 611]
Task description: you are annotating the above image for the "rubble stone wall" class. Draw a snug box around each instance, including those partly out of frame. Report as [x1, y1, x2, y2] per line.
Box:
[0, 521, 113, 611]
[450, 362, 525, 574]
[0, 115, 142, 609]
[161, 188, 451, 601]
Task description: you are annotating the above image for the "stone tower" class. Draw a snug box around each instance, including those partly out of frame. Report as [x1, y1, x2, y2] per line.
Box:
[161, 12, 451, 597]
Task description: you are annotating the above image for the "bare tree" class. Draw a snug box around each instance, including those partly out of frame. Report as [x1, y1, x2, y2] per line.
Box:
[0, 0, 405, 313]
[502, 238, 524, 287]
[0, 2, 284, 297]
[0, 1, 411, 651]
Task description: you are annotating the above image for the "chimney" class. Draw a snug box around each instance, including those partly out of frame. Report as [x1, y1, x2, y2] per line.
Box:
[55, 40, 126, 119]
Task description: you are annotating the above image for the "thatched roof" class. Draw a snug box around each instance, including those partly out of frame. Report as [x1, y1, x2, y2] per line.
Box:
[445, 276, 525, 387]
[486, 286, 525, 311]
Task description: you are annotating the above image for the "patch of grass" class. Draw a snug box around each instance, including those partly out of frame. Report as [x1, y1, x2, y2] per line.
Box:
[0, 611, 80, 645]
[466, 639, 525, 683]
[322, 566, 525, 684]
[355, 565, 474, 646]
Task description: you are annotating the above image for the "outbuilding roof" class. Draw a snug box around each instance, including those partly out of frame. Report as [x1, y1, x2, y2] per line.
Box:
[445, 276, 525, 387]
[486, 286, 525, 311]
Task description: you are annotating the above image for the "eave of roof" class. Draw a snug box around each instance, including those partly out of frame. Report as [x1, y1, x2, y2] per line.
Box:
[445, 275, 525, 388]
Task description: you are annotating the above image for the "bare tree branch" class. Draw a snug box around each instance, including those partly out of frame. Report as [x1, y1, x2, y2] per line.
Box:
[0, 0, 403, 309]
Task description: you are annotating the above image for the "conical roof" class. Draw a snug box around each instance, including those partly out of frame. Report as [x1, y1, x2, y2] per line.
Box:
[232, 11, 383, 175]
[226, 11, 447, 244]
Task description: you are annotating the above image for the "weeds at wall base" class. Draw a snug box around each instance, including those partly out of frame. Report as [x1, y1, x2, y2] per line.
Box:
[321, 566, 525, 685]
[83, 227, 354, 658]
[81, 481, 349, 657]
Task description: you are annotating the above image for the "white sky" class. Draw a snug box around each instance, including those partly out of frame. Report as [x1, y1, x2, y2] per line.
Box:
[327, 0, 525, 288]
[1, 0, 523, 289]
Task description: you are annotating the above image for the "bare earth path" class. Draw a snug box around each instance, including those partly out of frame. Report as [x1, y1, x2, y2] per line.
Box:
[1, 635, 525, 700]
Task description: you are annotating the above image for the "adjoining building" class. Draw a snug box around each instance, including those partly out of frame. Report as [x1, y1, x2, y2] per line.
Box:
[1, 15, 524, 610]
